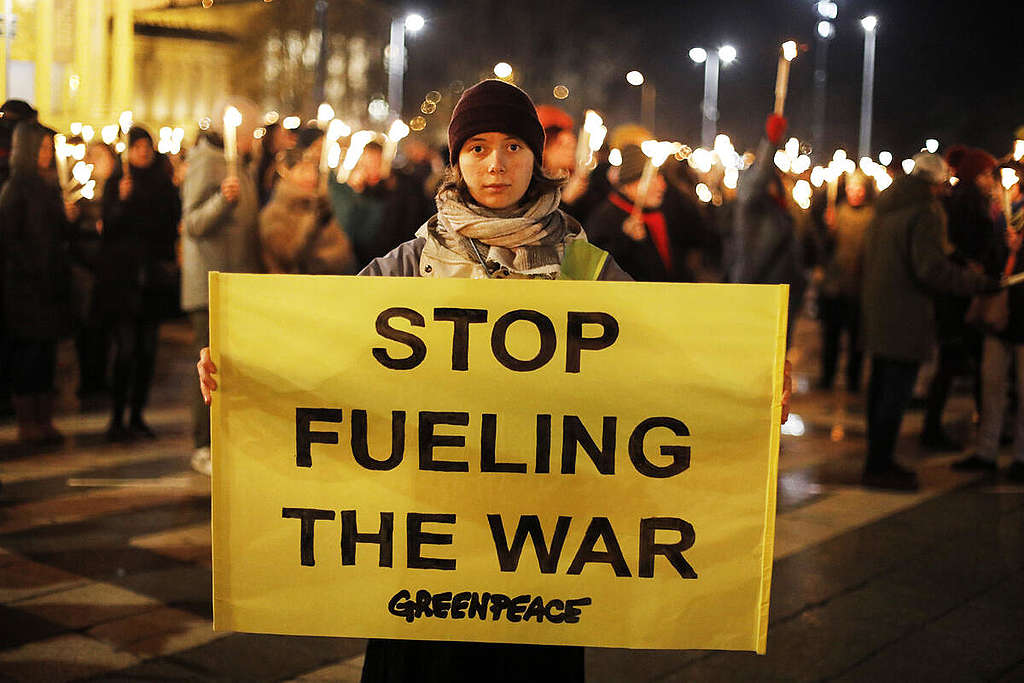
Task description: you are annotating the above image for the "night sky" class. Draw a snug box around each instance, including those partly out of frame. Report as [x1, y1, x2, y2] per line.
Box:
[398, 0, 1024, 159]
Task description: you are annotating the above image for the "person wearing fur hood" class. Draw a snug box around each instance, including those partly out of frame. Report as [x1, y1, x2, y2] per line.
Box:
[259, 128, 355, 275]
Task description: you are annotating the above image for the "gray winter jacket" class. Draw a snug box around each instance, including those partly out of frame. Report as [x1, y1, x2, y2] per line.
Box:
[861, 174, 997, 362]
[180, 138, 261, 312]
[359, 237, 632, 281]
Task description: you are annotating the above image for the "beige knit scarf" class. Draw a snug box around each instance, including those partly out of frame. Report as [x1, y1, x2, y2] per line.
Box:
[420, 187, 579, 278]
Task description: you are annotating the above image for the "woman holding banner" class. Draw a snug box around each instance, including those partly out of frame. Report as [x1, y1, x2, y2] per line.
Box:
[199, 79, 792, 681]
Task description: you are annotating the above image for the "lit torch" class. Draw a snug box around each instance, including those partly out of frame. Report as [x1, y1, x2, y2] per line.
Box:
[320, 119, 350, 193]
[774, 41, 799, 116]
[223, 105, 243, 178]
[1001, 167, 1019, 227]
[53, 134, 71, 193]
[574, 110, 606, 177]
[337, 130, 377, 184]
[382, 119, 410, 179]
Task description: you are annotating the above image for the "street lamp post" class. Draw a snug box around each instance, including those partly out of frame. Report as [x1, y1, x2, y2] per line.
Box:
[813, 1, 837, 161]
[312, 1, 328, 106]
[858, 16, 878, 160]
[690, 45, 736, 150]
[625, 70, 655, 133]
[387, 13, 424, 121]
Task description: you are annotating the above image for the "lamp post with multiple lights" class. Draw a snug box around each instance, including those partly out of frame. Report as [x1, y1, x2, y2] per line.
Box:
[689, 44, 737, 149]
[387, 12, 425, 121]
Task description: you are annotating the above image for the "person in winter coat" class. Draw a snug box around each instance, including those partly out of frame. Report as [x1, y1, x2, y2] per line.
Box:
[196, 79, 795, 682]
[727, 114, 806, 341]
[327, 139, 434, 270]
[0, 100, 39, 418]
[919, 147, 999, 451]
[202, 78, 626, 683]
[586, 144, 690, 282]
[0, 121, 78, 444]
[818, 171, 875, 391]
[535, 104, 603, 224]
[181, 97, 262, 475]
[98, 126, 182, 441]
[953, 163, 1024, 482]
[259, 129, 355, 275]
[71, 141, 118, 398]
[256, 121, 297, 208]
[861, 152, 1000, 491]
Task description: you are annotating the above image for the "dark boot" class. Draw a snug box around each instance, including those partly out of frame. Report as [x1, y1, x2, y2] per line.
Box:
[12, 396, 40, 443]
[34, 394, 64, 446]
[919, 426, 962, 452]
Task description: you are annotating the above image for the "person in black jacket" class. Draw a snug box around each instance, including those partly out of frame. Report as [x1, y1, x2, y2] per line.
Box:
[98, 126, 181, 441]
[0, 120, 76, 444]
[586, 144, 687, 282]
[920, 146, 999, 451]
[954, 162, 1024, 481]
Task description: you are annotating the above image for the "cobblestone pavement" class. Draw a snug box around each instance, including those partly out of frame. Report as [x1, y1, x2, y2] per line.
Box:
[0, 316, 1022, 681]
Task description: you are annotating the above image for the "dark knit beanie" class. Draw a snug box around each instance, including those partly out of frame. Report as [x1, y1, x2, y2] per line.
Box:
[946, 146, 995, 183]
[447, 80, 545, 165]
[0, 99, 37, 122]
[295, 125, 324, 151]
[617, 144, 647, 186]
[128, 126, 152, 147]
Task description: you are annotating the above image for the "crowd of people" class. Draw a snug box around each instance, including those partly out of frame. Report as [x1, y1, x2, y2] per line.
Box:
[1, 81, 1022, 499]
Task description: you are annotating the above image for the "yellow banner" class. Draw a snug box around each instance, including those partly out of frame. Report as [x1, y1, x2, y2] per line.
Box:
[210, 273, 787, 653]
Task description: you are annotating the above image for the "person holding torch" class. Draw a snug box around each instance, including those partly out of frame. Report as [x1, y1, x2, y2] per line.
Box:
[0, 121, 78, 445]
[197, 79, 794, 679]
[585, 143, 689, 282]
[953, 162, 1024, 482]
[181, 97, 262, 476]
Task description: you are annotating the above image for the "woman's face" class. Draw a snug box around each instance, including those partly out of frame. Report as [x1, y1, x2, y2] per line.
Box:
[86, 143, 116, 179]
[37, 136, 54, 171]
[128, 138, 154, 168]
[544, 129, 576, 174]
[846, 180, 867, 207]
[458, 132, 535, 209]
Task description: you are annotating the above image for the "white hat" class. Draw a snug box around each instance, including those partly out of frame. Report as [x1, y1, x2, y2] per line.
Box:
[910, 152, 949, 185]
[209, 96, 262, 136]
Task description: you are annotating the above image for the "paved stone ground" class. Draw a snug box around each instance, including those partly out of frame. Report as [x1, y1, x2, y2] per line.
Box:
[0, 315, 1022, 682]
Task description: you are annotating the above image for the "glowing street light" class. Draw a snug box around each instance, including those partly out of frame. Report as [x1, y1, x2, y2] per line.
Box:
[405, 13, 425, 32]
[625, 71, 655, 132]
[925, 138, 939, 154]
[816, 1, 838, 19]
[692, 45, 738, 148]
[817, 21, 834, 38]
[387, 12, 426, 121]
[494, 62, 514, 79]
[860, 15, 878, 32]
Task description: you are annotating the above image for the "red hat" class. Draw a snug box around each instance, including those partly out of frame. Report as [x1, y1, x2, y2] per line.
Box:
[946, 146, 996, 183]
[447, 80, 545, 166]
[535, 105, 574, 135]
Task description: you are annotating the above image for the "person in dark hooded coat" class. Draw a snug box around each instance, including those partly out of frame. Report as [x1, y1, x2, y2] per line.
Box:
[0, 120, 77, 444]
[98, 126, 181, 440]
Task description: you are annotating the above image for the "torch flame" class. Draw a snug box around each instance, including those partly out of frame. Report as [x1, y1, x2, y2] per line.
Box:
[223, 106, 243, 129]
